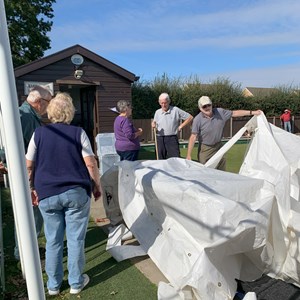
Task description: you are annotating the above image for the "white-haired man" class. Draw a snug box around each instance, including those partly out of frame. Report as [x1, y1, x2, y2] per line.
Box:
[14, 85, 52, 260]
[152, 93, 193, 159]
[186, 96, 261, 170]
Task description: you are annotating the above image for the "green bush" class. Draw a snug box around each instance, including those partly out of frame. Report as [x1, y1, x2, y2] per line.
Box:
[132, 75, 300, 118]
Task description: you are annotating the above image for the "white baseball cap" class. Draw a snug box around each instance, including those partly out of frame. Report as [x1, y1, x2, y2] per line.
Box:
[198, 96, 212, 108]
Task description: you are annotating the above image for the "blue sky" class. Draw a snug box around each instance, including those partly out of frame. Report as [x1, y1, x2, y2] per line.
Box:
[45, 0, 300, 88]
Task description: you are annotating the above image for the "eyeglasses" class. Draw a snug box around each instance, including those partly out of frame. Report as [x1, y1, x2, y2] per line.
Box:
[202, 104, 212, 109]
[41, 98, 51, 103]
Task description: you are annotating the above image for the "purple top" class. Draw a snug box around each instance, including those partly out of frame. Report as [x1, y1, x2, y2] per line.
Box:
[114, 115, 140, 151]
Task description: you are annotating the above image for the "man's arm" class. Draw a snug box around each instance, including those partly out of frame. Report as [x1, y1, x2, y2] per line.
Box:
[186, 133, 197, 160]
[232, 110, 262, 118]
[152, 110, 158, 128]
[0, 162, 7, 174]
[179, 115, 193, 131]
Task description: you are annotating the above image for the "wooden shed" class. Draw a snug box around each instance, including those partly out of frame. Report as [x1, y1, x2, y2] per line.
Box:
[14, 44, 138, 148]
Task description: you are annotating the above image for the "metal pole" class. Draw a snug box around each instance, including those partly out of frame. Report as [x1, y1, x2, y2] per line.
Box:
[0, 1, 45, 299]
[0, 187, 4, 292]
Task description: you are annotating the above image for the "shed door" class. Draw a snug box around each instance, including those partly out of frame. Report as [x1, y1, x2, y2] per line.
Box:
[80, 86, 96, 148]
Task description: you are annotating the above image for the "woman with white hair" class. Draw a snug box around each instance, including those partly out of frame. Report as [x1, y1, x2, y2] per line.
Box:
[186, 96, 262, 170]
[114, 100, 143, 161]
[25, 92, 102, 296]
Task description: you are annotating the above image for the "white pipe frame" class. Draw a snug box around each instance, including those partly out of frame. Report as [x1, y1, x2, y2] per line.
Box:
[0, 1, 45, 299]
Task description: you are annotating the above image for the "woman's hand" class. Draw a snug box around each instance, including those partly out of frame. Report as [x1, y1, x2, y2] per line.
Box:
[92, 184, 102, 201]
[31, 189, 39, 206]
[135, 128, 143, 137]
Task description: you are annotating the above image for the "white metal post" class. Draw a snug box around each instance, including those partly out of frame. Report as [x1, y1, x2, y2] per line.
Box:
[0, 1, 45, 299]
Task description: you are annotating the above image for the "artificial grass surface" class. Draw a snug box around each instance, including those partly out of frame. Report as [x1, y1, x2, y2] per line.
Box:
[44, 220, 157, 299]
[1, 188, 157, 300]
[1, 141, 249, 299]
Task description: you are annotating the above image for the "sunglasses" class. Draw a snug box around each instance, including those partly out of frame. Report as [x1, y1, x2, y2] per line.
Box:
[202, 104, 212, 109]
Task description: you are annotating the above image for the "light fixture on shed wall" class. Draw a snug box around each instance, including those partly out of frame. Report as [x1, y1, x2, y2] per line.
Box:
[74, 69, 83, 79]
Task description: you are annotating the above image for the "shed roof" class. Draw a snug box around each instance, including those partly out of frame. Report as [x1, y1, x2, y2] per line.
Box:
[14, 44, 138, 82]
[243, 87, 279, 97]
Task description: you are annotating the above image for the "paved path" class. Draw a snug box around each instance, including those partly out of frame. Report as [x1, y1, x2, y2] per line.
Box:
[89, 195, 168, 286]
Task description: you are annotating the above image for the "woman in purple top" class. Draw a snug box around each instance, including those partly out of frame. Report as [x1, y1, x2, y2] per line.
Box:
[114, 100, 143, 161]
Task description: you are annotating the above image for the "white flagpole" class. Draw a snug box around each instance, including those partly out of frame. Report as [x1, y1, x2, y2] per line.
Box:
[0, 1, 45, 299]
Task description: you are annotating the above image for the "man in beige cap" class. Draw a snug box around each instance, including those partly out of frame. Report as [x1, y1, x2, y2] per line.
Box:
[186, 96, 261, 170]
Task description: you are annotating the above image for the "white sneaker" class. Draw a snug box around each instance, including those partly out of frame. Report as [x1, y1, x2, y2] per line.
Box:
[70, 274, 90, 294]
[48, 289, 60, 296]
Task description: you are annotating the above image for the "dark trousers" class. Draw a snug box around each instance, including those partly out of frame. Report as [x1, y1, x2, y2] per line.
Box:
[156, 135, 180, 159]
[117, 150, 139, 161]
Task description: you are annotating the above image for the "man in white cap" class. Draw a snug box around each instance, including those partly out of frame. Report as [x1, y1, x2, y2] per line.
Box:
[152, 92, 193, 159]
[186, 96, 261, 170]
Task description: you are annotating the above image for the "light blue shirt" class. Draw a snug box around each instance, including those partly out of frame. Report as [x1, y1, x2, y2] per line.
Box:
[154, 106, 191, 136]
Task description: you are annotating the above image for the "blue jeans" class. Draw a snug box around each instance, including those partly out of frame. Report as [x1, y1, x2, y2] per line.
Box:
[284, 121, 291, 132]
[38, 187, 91, 291]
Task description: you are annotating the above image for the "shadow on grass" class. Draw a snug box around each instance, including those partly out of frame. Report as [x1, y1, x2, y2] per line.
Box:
[84, 224, 134, 284]
[1, 188, 156, 299]
[46, 221, 156, 299]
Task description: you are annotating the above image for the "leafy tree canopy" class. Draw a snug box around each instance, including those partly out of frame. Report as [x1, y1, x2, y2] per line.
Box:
[4, 0, 56, 67]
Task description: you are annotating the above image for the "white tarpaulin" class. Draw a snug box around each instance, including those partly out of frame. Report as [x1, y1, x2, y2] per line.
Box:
[101, 113, 300, 299]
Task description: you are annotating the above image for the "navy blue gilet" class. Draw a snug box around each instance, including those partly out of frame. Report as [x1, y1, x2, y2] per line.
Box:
[33, 123, 92, 200]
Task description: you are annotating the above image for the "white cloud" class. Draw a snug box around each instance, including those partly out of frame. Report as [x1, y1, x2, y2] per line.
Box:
[209, 63, 300, 88]
[48, 0, 300, 53]
[46, 0, 300, 88]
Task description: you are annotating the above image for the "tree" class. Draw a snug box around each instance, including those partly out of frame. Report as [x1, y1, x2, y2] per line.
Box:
[4, 0, 56, 67]
[132, 82, 158, 119]
[133, 75, 250, 118]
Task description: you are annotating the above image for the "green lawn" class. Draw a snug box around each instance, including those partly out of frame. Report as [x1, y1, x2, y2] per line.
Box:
[1, 141, 249, 299]
[139, 141, 249, 174]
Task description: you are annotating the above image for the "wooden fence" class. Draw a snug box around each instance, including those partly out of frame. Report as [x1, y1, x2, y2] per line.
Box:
[133, 116, 300, 144]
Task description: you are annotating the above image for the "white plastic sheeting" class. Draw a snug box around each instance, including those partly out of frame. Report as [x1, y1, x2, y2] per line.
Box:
[101, 113, 300, 299]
